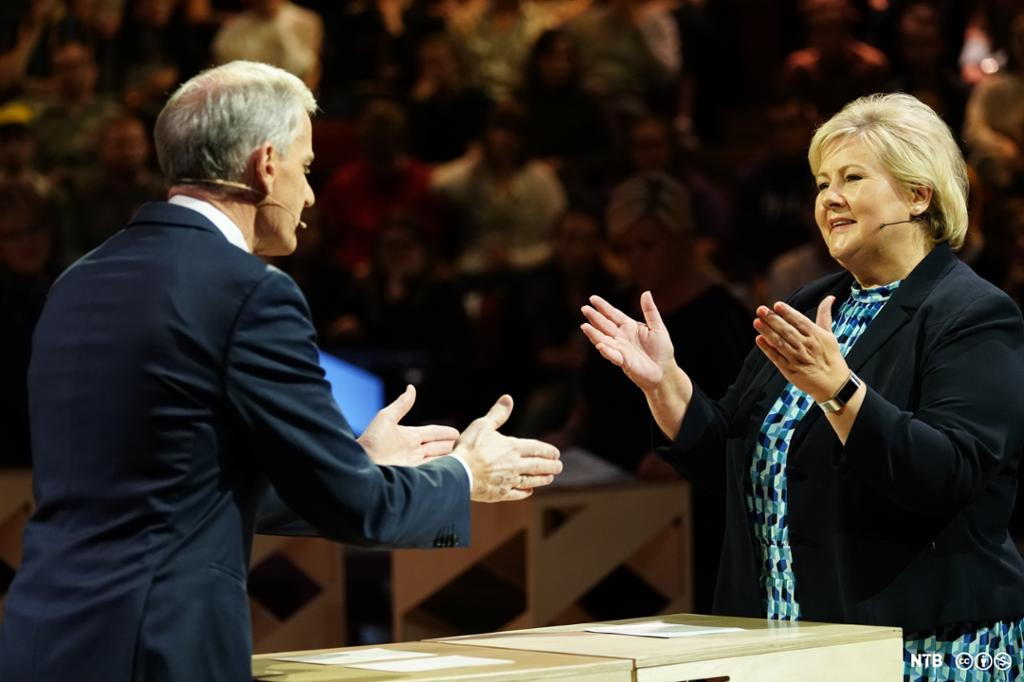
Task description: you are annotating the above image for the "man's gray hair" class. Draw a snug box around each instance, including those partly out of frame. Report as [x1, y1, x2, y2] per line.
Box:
[154, 61, 317, 185]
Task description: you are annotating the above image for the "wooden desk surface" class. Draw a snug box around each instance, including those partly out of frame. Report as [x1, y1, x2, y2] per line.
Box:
[437, 612, 902, 671]
[252, 641, 631, 682]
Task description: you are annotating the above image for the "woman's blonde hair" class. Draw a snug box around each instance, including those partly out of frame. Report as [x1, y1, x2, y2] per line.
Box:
[807, 93, 968, 250]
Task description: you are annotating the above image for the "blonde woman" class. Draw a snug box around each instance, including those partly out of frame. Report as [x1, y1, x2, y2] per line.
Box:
[583, 93, 1024, 680]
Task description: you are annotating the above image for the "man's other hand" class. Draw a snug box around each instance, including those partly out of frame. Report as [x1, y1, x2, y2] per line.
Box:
[455, 395, 562, 502]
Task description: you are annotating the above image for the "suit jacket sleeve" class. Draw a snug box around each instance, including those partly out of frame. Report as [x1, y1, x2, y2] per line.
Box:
[226, 266, 470, 547]
[842, 290, 1024, 516]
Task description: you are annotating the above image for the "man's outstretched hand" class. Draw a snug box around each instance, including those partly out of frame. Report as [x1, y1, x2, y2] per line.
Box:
[455, 395, 562, 502]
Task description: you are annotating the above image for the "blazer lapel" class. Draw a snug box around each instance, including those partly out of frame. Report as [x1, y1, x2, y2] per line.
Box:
[790, 244, 959, 455]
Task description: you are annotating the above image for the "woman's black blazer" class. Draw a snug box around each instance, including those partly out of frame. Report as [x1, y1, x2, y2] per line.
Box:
[663, 244, 1024, 633]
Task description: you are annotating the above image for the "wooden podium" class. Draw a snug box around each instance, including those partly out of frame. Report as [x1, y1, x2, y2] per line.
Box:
[439, 613, 904, 681]
[392, 481, 692, 640]
[0, 471, 344, 653]
[251, 613, 902, 681]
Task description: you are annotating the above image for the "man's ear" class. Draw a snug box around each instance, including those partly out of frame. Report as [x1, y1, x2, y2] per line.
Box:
[250, 142, 277, 196]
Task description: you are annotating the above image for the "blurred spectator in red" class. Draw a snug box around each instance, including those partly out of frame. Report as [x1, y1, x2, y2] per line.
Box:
[431, 100, 566, 274]
[28, 41, 122, 180]
[0, 181, 62, 467]
[963, 12, 1024, 191]
[406, 32, 492, 164]
[520, 28, 612, 190]
[65, 114, 165, 257]
[212, 0, 324, 87]
[780, 0, 889, 117]
[884, 2, 968, 135]
[321, 99, 441, 275]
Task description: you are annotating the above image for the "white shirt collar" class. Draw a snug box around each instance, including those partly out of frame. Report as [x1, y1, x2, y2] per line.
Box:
[168, 194, 251, 253]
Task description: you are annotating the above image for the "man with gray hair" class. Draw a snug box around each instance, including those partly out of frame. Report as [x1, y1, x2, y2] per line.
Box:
[0, 61, 562, 682]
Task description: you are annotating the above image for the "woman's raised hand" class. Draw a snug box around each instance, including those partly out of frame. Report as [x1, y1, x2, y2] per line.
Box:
[581, 291, 676, 392]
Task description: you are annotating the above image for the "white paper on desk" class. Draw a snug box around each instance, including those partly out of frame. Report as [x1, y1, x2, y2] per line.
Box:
[272, 648, 432, 665]
[349, 655, 514, 672]
[585, 621, 745, 638]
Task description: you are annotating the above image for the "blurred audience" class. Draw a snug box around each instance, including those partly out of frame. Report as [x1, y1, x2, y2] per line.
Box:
[780, 0, 889, 117]
[321, 99, 441, 274]
[519, 29, 612, 189]
[65, 114, 165, 258]
[580, 172, 751, 613]
[432, 100, 567, 274]
[963, 12, 1024, 191]
[406, 32, 492, 164]
[212, 0, 324, 87]
[28, 41, 122, 180]
[0, 181, 60, 468]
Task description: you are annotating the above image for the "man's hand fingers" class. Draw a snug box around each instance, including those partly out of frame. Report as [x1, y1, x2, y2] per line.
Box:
[466, 394, 514, 436]
[379, 384, 416, 421]
[509, 437, 560, 460]
[772, 301, 819, 335]
[412, 424, 460, 443]
[421, 439, 457, 458]
[517, 474, 554, 488]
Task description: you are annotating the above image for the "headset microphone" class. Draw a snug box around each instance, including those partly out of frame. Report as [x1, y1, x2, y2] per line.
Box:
[177, 178, 308, 229]
[879, 215, 922, 230]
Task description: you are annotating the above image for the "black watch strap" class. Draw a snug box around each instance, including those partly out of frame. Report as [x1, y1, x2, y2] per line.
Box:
[817, 372, 862, 414]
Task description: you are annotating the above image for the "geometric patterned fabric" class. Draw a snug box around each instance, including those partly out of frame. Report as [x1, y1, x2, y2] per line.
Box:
[748, 280, 900, 621]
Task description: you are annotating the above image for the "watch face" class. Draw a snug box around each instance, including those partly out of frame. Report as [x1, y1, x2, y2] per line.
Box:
[835, 372, 861, 404]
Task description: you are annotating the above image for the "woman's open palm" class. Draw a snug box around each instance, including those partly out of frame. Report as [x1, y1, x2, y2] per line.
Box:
[580, 292, 675, 391]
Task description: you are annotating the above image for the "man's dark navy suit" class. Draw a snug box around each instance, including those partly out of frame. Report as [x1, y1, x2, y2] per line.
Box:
[0, 202, 470, 681]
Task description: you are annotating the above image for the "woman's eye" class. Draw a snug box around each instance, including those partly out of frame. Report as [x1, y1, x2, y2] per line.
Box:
[816, 181, 829, 191]
[845, 174, 862, 183]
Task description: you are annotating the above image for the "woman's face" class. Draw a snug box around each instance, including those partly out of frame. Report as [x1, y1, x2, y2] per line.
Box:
[814, 138, 924, 282]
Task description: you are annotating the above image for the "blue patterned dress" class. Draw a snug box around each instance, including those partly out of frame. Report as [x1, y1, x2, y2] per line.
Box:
[746, 280, 1024, 681]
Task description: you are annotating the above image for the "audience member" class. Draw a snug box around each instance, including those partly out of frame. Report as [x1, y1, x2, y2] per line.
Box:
[884, 2, 968, 135]
[519, 29, 612, 188]
[580, 172, 751, 614]
[28, 41, 122, 180]
[431, 100, 567, 274]
[0, 181, 61, 467]
[448, 0, 558, 101]
[321, 100, 441, 274]
[963, 11, 1024, 191]
[406, 33, 492, 164]
[65, 114, 166, 257]
[780, 0, 889, 117]
[569, 0, 677, 104]
[212, 0, 324, 87]
[324, 217, 473, 423]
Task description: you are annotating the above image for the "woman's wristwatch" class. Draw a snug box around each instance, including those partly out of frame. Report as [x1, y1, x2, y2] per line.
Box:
[817, 371, 863, 414]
